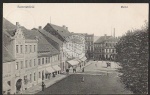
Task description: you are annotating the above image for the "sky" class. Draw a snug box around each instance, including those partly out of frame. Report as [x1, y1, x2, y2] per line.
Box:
[3, 3, 148, 37]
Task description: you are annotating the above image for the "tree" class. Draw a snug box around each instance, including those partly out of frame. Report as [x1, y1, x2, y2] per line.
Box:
[115, 21, 148, 94]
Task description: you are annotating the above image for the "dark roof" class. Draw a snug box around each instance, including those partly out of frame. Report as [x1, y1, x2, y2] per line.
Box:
[3, 32, 15, 63]
[3, 18, 59, 56]
[43, 23, 71, 40]
[3, 17, 16, 30]
[24, 29, 60, 55]
[37, 29, 63, 50]
[94, 36, 118, 44]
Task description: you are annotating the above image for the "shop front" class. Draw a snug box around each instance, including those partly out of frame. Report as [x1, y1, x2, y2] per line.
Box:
[45, 66, 55, 80]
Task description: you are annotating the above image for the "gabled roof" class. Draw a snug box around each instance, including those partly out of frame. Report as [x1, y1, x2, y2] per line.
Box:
[24, 29, 60, 55]
[3, 18, 60, 56]
[43, 23, 71, 40]
[37, 29, 63, 50]
[94, 35, 119, 44]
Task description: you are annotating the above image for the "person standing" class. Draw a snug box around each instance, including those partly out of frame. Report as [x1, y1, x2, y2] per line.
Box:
[82, 67, 84, 72]
[42, 82, 45, 91]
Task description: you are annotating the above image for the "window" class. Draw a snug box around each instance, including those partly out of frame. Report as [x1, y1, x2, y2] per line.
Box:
[21, 61, 23, 69]
[34, 73, 36, 81]
[48, 57, 50, 63]
[30, 74, 32, 82]
[34, 59, 36, 66]
[42, 58, 44, 64]
[58, 55, 59, 60]
[20, 45, 23, 53]
[25, 45, 27, 53]
[46, 58, 48, 64]
[30, 45, 32, 52]
[24, 75, 28, 84]
[25, 60, 28, 68]
[30, 60, 32, 67]
[39, 72, 41, 78]
[38, 58, 41, 65]
[34, 45, 36, 52]
[16, 62, 19, 70]
[16, 45, 19, 53]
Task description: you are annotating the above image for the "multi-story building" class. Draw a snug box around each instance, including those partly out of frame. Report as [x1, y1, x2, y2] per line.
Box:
[3, 19, 38, 94]
[94, 34, 119, 61]
[3, 18, 61, 94]
[43, 23, 86, 70]
[84, 33, 94, 60]
[36, 27, 66, 73]
[3, 31, 16, 94]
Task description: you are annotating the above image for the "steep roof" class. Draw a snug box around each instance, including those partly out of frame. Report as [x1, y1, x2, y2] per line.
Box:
[3, 32, 15, 63]
[3, 18, 60, 56]
[43, 23, 71, 40]
[37, 29, 63, 50]
[3, 17, 16, 30]
[94, 35, 119, 44]
[24, 29, 60, 55]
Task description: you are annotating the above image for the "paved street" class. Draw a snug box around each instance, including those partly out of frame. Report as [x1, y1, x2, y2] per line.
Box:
[37, 61, 132, 94]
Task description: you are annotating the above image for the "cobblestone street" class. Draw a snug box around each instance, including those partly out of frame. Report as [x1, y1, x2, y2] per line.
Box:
[37, 61, 132, 94]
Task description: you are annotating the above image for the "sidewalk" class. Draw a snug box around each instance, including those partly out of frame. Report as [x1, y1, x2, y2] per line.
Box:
[22, 60, 92, 94]
[22, 74, 67, 94]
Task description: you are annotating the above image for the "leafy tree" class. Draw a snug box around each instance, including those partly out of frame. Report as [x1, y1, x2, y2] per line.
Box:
[115, 21, 148, 94]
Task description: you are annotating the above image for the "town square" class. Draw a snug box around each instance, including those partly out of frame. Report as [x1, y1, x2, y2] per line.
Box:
[3, 3, 148, 94]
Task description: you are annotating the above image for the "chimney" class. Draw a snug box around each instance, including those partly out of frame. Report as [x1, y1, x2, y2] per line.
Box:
[66, 27, 68, 30]
[104, 34, 107, 39]
[114, 28, 115, 37]
[39, 26, 42, 29]
[16, 22, 20, 28]
[62, 25, 66, 29]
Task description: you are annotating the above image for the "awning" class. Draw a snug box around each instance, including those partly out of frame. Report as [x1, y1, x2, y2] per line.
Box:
[45, 67, 55, 74]
[3, 81, 10, 91]
[81, 57, 87, 61]
[52, 65, 61, 71]
[67, 60, 79, 66]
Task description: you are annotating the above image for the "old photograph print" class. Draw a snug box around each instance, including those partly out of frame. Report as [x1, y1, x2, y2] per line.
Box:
[3, 3, 149, 94]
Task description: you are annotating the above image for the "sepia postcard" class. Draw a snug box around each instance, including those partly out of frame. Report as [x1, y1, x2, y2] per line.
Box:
[2, 3, 149, 94]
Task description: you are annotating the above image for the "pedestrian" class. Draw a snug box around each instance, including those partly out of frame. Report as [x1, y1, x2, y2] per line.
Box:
[80, 65, 81, 69]
[42, 82, 45, 91]
[82, 76, 84, 82]
[82, 67, 84, 72]
[95, 63, 97, 67]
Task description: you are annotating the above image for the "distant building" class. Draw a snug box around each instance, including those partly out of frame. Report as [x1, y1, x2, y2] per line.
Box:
[94, 34, 119, 61]
[43, 23, 87, 70]
[84, 33, 94, 60]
